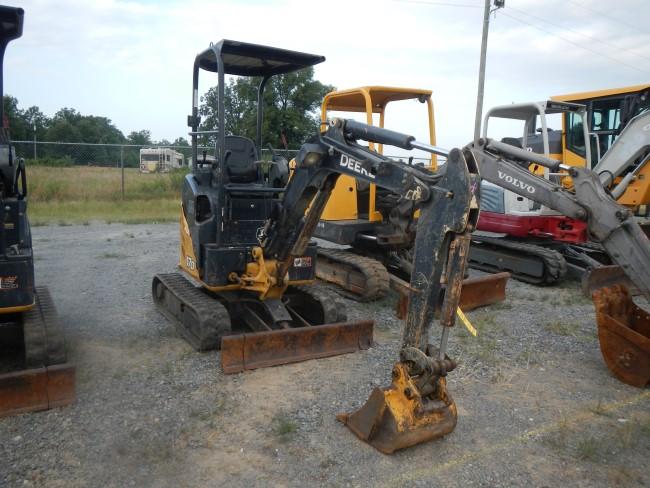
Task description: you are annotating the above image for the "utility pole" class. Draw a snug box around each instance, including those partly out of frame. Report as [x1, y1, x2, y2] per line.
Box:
[32, 122, 36, 159]
[474, 0, 504, 143]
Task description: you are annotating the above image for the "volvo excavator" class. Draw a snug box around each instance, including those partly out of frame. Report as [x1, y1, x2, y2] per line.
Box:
[471, 100, 650, 290]
[0, 6, 75, 416]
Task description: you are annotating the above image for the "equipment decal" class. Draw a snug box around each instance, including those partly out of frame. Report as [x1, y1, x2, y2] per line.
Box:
[497, 170, 536, 194]
[293, 257, 312, 268]
[339, 154, 375, 180]
[185, 256, 196, 270]
[0, 275, 18, 290]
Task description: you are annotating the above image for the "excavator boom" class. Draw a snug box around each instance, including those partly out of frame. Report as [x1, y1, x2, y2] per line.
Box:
[468, 138, 650, 386]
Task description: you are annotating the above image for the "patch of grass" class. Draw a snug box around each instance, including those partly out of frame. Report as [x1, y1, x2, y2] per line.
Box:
[272, 413, 298, 442]
[25, 166, 184, 224]
[575, 436, 600, 460]
[544, 320, 578, 337]
[31, 198, 179, 225]
[491, 301, 512, 310]
[516, 345, 542, 368]
[588, 398, 612, 417]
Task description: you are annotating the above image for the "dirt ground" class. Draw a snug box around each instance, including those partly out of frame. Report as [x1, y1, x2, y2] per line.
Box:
[1, 223, 648, 488]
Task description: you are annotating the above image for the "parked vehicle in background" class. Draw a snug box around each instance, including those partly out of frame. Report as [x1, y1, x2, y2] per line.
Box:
[139, 147, 184, 173]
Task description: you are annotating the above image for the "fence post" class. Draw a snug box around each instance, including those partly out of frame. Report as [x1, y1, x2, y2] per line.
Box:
[33, 123, 36, 159]
[121, 145, 125, 200]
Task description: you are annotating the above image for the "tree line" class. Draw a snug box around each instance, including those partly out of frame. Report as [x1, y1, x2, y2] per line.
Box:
[4, 67, 333, 167]
[3, 95, 188, 167]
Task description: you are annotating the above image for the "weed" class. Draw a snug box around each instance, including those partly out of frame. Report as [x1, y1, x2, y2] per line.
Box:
[491, 301, 513, 310]
[517, 346, 541, 368]
[272, 413, 298, 441]
[588, 398, 611, 417]
[575, 436, 600, 461]
[544, 320, 578, 337]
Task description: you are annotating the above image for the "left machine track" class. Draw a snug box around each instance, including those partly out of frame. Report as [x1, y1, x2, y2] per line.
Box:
[152, 272, 232, 351]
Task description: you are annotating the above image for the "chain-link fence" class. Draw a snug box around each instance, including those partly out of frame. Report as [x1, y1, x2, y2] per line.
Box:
[12, 141, 302, 169]
[11, 140, 438, 203]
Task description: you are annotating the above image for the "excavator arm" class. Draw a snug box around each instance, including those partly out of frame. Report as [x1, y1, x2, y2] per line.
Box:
[467, 138, 650, 298]
[468, 138, 650, 387]
[262, 119, 481, 453]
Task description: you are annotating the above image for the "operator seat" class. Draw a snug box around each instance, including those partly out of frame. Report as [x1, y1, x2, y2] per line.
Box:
[224, 135, 262, 184]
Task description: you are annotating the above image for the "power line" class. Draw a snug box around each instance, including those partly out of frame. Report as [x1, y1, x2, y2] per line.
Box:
[507, 4, 650, 63]
[565, 0, 648, 36]
[498, 10, 650, 76]
[392, 0, 483, 8]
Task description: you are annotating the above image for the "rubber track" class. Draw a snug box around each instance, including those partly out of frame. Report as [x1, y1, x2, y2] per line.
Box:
[292, 284, 348, 323]
[153, 273, 231, 351]
[469, 236, 567, 285]
[22, 286, 67, 368]
[315, 248, 390, 302]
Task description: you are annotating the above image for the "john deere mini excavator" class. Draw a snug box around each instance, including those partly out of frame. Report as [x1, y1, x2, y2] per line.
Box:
[0, 6, 74, 416]
[151, 43, 482, 456]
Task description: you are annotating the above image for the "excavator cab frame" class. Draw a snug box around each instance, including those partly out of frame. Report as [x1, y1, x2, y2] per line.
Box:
[319, 86, 437, 223]
[482, 100, 591, 174]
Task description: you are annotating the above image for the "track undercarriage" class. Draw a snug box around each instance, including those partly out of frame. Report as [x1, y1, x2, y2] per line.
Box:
[152, 272, 373, 373]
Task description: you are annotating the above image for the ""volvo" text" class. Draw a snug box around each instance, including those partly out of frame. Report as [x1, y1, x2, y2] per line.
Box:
[497, 170, 536, 194]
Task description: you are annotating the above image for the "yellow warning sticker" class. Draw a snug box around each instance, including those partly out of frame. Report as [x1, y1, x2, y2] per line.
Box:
[456, 307, 477, 337]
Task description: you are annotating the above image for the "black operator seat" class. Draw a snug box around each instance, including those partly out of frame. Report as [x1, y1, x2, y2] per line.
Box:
[224, 135, 262, 184]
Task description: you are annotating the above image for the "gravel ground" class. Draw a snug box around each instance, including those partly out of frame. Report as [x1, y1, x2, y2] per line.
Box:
[1, 223, 648, 488]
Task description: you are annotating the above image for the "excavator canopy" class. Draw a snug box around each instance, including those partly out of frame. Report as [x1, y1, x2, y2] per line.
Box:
[195, 39, 325, 77]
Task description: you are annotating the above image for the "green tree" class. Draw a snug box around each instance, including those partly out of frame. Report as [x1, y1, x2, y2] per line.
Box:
[3, 95, 31, 140]
[200, 68, 333, 149]
[127, 130, 152, 146]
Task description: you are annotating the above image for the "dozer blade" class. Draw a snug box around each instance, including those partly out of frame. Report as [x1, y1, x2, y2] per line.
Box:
[0, 364, 75, 417]
[582, 265, 638, 297]
[593, 285, 650, 387]
[221, 320, 374, 374]
[337, 363, 457, 454]
[392, 272, 510, 320]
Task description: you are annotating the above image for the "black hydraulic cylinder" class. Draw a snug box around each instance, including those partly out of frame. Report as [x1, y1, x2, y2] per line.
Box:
[343, 119, 415, 150]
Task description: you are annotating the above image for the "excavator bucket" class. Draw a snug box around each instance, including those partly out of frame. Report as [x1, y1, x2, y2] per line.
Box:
[392, 272, 510, 320]
[582, 265, 638, 297]
[221, 320, 374, 374]
[593, 285, 650, 387]
[337, 363, 457, 454]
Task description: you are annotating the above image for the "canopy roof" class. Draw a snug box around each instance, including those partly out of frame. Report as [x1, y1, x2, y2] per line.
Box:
[323, 86, 432, 113]
[196, 39, 325, 77]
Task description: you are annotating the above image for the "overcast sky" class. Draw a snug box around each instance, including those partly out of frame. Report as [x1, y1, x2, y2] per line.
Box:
[6, 0, 650, 150]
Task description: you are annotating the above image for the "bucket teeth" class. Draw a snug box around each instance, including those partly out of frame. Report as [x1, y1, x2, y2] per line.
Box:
[337, 362, 457, 454]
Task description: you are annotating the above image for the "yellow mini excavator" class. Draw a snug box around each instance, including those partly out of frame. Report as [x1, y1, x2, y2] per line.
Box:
[0, 6, 75, 416]
[311, 86, 509, 311]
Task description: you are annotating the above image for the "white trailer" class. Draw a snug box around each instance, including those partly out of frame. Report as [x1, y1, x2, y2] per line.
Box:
[139, 148, 185, 173]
